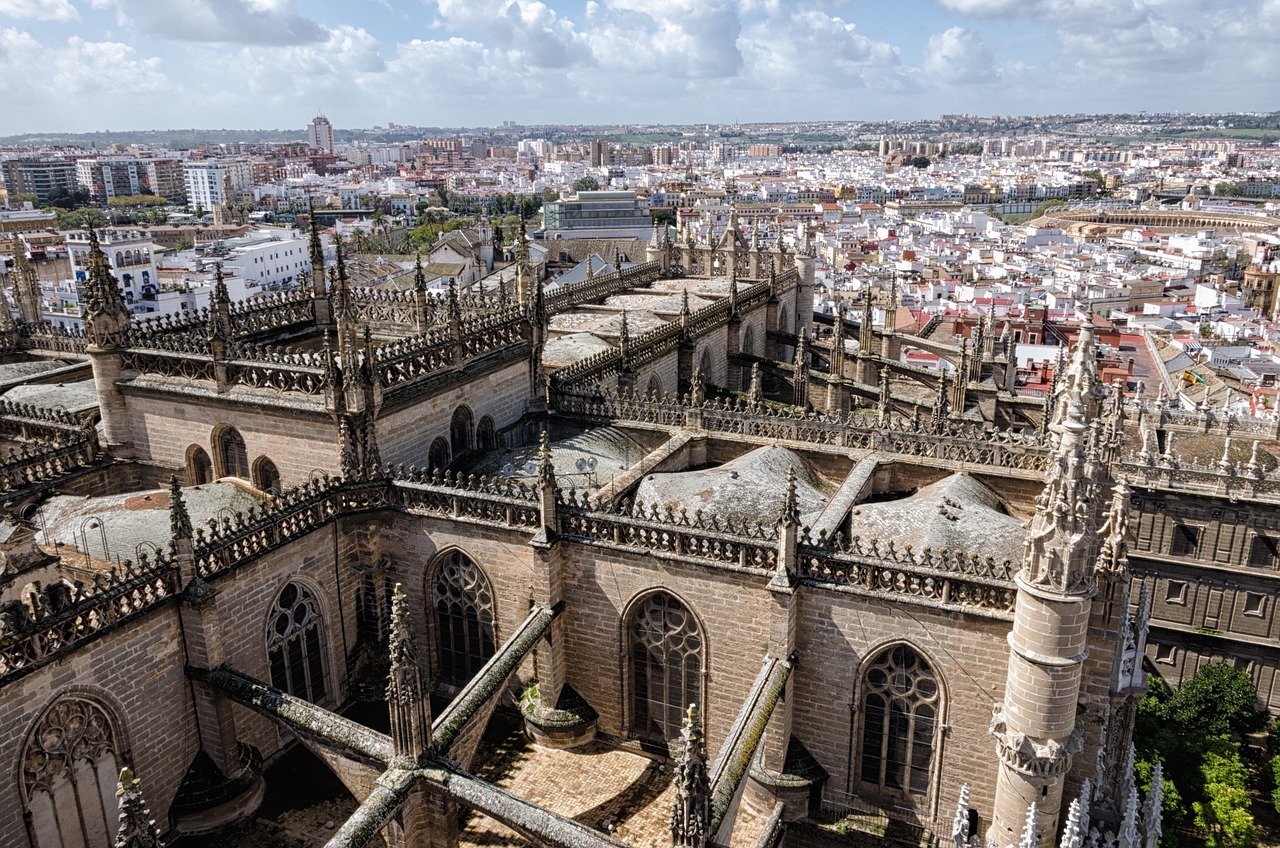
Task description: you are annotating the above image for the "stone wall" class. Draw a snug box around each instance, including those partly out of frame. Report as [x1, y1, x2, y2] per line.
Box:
[793, 588, 1012, 832]
[124, 388, 338, 487]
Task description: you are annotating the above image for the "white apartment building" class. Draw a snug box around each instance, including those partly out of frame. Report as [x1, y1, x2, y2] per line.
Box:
[184, 160, 253, 213]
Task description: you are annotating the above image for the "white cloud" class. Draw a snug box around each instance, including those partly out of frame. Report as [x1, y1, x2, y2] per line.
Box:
[584, 0, 743, 79]
[434, 0, 589, 69]
[0, 28, 167, 129]
[923, 26, 995, 84]
[95, 0, 325, 44]
[0, 0, 79, 22]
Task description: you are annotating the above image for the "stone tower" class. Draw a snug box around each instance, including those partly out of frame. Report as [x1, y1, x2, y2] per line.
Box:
[82, 227, 134, 453]
[9, 234, 43, 324]
[988, 324, 1104, 848]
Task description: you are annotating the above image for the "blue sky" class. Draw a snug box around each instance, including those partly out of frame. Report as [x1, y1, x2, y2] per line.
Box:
[0, 0, 1276, 134]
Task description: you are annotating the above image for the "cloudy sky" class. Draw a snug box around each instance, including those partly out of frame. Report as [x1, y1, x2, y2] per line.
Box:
[0, 0, 1276, 134]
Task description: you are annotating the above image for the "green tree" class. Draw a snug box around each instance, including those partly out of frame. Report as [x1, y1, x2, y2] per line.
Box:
[1193, 737, 1255, 848]
[174, 237, 194, 251]
[571, 176, 600, 192]
[1216, 182, 1244, 197]
[1165, 662, 1264, 737]
[910, 156, 931, 169]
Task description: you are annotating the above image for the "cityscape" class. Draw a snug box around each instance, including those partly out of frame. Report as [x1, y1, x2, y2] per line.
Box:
[4, 5, 1280, 848]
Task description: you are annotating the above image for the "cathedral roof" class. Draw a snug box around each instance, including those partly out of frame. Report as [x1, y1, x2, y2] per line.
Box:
[466, 427, 647, 492]
[634, 446, 831, 527]
[847, 473, 1023, 564]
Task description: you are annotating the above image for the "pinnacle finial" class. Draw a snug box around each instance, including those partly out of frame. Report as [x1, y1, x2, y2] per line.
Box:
[780, 465, 800, 528]
[169, 475, 192, 542]
[114, 767, 162, 848]
[387, 582, 432, 765]
[670, 703, 710, 848]
[537, 430, 556, 489]
[1018, 802, 1038, 848]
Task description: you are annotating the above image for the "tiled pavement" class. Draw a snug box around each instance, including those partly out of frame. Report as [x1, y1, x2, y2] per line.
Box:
[461, 717, 767, 848]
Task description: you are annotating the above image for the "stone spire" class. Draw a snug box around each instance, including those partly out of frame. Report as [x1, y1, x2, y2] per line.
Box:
[535, 429, 558, 535]
[1096, 478, 1131, 579]
[618, 310, 631, 368]
[308, 201, 328, 297]
[989, 365, 1103, 845]
[779, 465, 799, 529]
[1060, 315, 1104, 423]
[208, 263, 232, 353]
[1141, 764, 1163, 848]
[114, 767, 163, 848]
[877, 366, 892, 424]
[952, 786, 972, 848]
[679, 287, 691, 336]
[387, 583, 432, 767]
[10, 234, 42, 324]
[670, 704, 710, 848]
[793, 331, 809, 408]
[82, 228, 130, 349]
[747, 362, 762, 409]
[728, 266, 739, 314]
[169, 474, 193, 543]
[1018, 803, 1039, 848]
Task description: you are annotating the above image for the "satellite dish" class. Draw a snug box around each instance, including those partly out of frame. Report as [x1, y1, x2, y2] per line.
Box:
[586, 457, 598, 470]
[575, 458, 587, 471]
[501, 463, 515, 475]
[523, 462, 537, 475]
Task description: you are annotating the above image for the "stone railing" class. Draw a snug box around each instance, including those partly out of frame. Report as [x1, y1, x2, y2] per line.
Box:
[346, 288, 506, 331]
[21, 323, 88, 355]
[551, 272, 791, 390]
[193, 477, 394, 578]
[0, 430, 104, 495]
[544, 261, 663, 314]
[556, 390, 1051, 473]
[120, 346, 217, 383]
[1121, 456, 1280, 504]
[393, 467, 542, 529]
[373, 310, 527, 390]
[798, 531, 1018, 615]
[228, 289, 315, 336]
[0, 400, 92, 437]
[558, 488, 780, 571]
[0, 550, 177, 684]
[1127, 400, 1280, 440]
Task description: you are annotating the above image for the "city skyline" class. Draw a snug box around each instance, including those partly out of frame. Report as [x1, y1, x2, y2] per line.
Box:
[0, 0, 1277, 135]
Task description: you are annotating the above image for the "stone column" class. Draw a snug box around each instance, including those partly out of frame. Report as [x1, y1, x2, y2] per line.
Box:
[524, 433, 597, 747]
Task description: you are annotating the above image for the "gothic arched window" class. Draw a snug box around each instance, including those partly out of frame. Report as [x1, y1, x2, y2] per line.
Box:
[253, 456, 281, 494]
[188, 445, 213, 485]
[646, 374, 663, 398]
[429, 437, 451, 469]
[629, 591, 703, 742]
[266, 582, 328, 703]
[214, 426, 250, 480]
[858, 644, 941, 799]
[476, 416, 497, 452]
[741, 324, 755, 357]
[431, 550, 497, 686]
[450, 405, 474, 456]
[22, 695, 124, 848]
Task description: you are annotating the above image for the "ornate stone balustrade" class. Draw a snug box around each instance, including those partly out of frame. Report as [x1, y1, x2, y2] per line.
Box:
[556, 390, 1051, 473]
[0, 550, 177, 684]
[1121, 456, 1280, 504]
[193, 477, 393, 579]
[120, 347, 216, 382]
[1127, 400, 1280, 439]
[228, 290, 314, 336]
[0, 431, 103, 495]
[0, 400, 91, 436]
[798, 532, 1018, 616]
[393, 467, 542, 529]
[551, 272, 793, 390]
[346, 288, 504, 331]
[558, 488, 780, 571]
[20, 323, 88, 355]
[544, 261, 663, 314]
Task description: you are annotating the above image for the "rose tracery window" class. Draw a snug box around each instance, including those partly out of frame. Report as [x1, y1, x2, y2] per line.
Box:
[859, 645, 940, 799]
[629, 591, 703, 742]
[267, 582, 328, 703]
[432, 551, 496, 687]
[22, 696, 123, 848]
